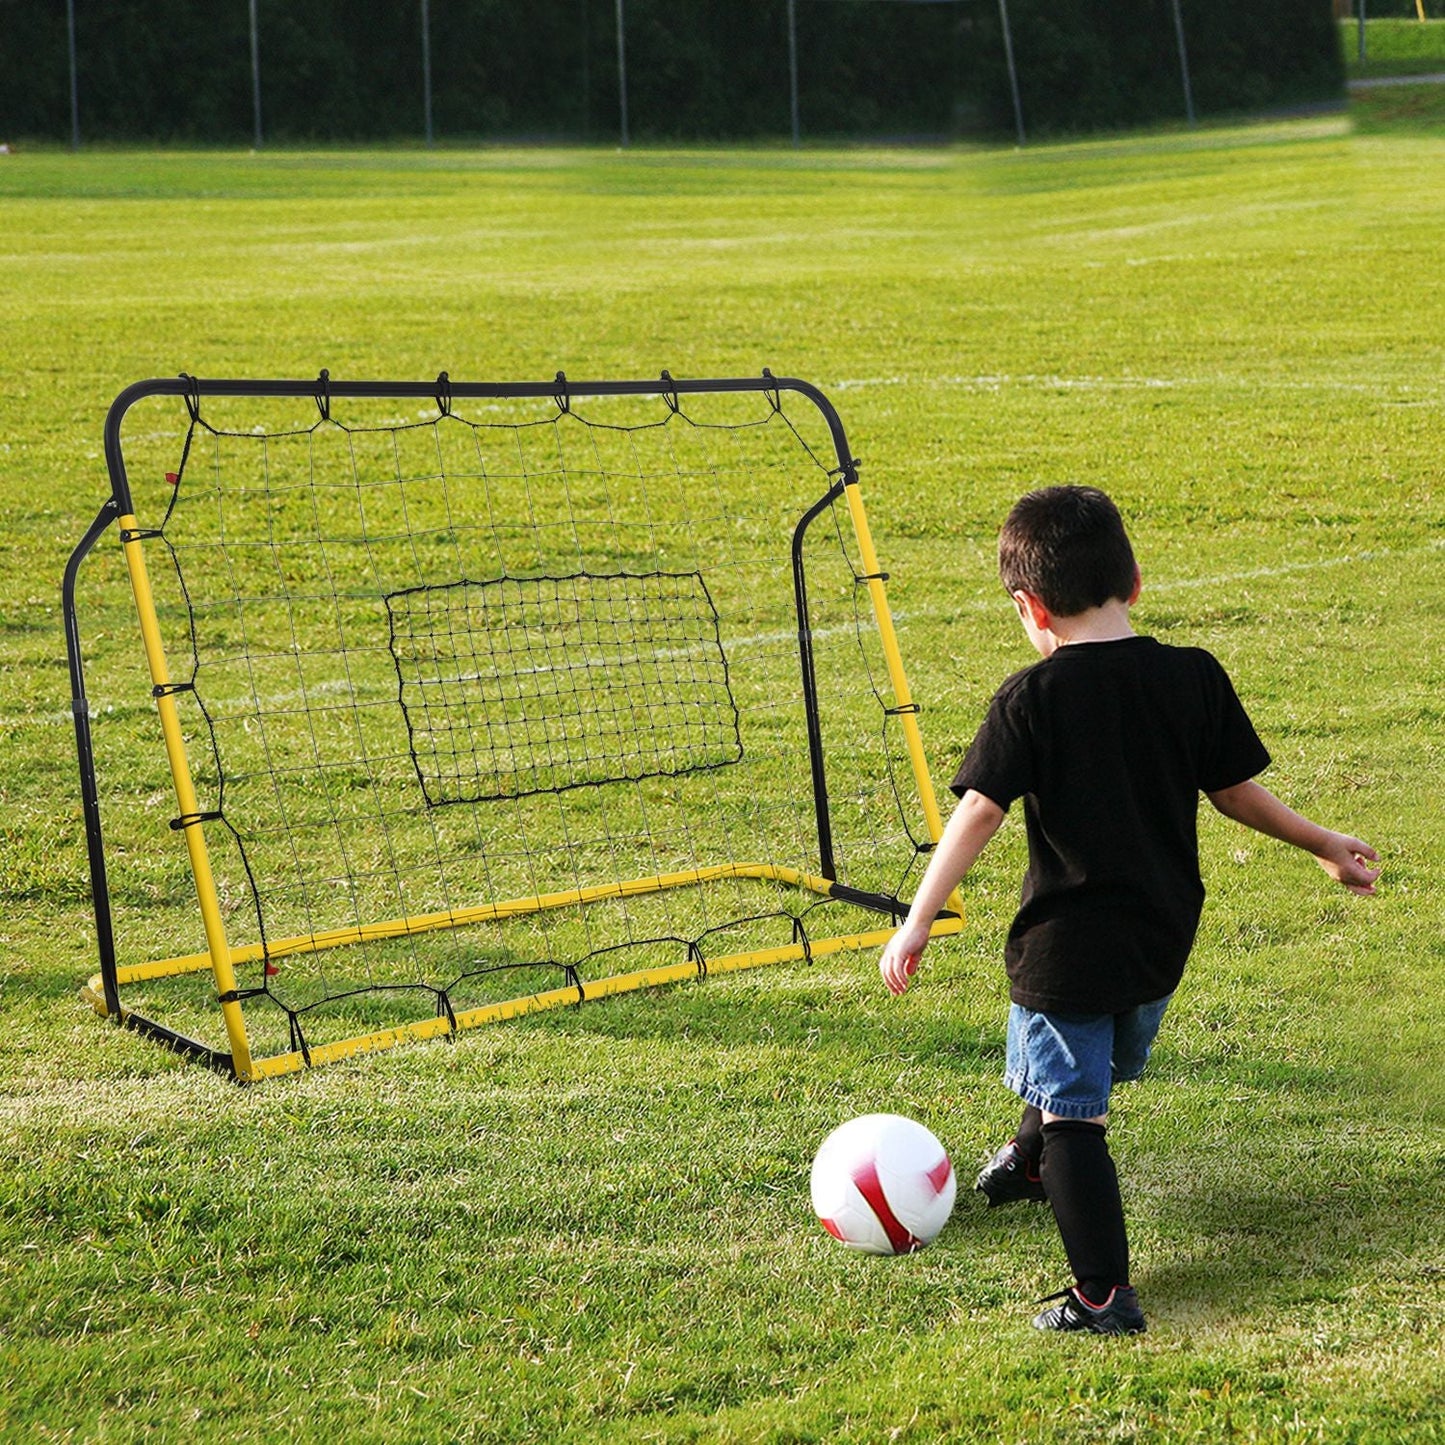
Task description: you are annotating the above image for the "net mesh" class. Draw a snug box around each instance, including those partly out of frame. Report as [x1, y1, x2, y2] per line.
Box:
[385, 569, 742, 805]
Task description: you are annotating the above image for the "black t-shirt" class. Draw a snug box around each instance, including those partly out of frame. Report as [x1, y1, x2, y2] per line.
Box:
[951, 635, 1270, 1014]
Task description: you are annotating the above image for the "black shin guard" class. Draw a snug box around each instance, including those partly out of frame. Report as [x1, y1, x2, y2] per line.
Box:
[1039, 1119, 1130, 1300]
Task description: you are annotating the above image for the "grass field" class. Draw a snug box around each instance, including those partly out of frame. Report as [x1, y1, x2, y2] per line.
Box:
[2, 102, 1443, 1442]
[1343, 17, 1445, 79]
[1344, 17, 1445, 133]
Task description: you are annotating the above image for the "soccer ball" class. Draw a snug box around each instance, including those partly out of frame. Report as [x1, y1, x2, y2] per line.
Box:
[810, 1113, 956, 1254]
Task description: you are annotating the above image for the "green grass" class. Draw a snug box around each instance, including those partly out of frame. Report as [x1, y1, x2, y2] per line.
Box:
[1342, 18, 1445, 131]
[3, 108, 1445, 1442]
[1350, 81, 1445, 131]
[1343, 17, 1445, 79]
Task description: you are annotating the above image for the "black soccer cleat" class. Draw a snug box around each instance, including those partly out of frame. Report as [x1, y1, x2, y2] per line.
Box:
[1032, 1285, 1147, 1335]
[974, 1139, 1047, 1207]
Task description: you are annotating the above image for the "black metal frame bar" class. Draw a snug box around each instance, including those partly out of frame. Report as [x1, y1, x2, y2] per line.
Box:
[64, 496, 122, 1017]
[100, 372, 856, 517]
[792, 475, 850, 880]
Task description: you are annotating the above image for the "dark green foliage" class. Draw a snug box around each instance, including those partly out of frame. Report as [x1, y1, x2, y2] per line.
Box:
[963, 0, 1344, 135]
[0, 0, 1344, 144]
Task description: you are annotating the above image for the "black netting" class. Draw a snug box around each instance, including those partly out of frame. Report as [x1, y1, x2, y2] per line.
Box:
[386, 570, 741, 805]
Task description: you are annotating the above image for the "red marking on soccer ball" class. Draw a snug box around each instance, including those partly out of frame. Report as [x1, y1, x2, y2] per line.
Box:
[850, 1157, 923, 1253]
[926, 1155, 954, 1197]
[810, 1113, 956, 1255]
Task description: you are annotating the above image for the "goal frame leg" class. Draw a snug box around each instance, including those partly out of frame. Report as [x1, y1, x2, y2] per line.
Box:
[117, 516, 256, 1080]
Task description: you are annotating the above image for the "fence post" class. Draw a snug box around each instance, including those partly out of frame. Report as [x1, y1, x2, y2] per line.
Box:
[998, 0, 1025, 145]
[249, 0, 263, 148]
[1171, 0, 1196, 126]
[67, 0, 80, 149]
[616, 0, 630, 146]
[788, 0, 800, 147]
[421, 0, 435, 145]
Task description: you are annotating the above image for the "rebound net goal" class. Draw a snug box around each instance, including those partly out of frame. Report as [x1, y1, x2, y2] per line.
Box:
[65, 372, 963, 1080]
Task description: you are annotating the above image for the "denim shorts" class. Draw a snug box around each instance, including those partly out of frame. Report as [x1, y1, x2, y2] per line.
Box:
[1003, 994, 1173, 1119]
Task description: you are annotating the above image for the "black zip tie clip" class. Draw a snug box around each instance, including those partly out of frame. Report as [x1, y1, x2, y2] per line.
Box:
[790, 916, 814, 964]
[435, 370, 452, 418]
[179, 372, 201, 424]
[169, 810, 222, 832]
[554, 370, 571, 414]
[435, 989, 458, 1033]
[660, 369, 680, 415]
[761, 367, 781, 413]
[315, 368, 331, 422]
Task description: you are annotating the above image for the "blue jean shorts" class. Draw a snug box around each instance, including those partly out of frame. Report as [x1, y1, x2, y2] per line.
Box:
[1003, 994, 1174, 1119]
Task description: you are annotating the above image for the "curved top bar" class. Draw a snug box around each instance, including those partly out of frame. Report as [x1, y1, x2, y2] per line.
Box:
[103, 373, 854, 517]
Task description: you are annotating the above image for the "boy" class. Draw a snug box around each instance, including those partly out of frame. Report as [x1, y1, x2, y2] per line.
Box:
[878, 486, 1379, 1335]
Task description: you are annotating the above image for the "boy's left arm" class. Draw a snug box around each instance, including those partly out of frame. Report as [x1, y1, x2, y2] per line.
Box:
[879, 789, 1006, 995]
[1206, 779, 1380, 896]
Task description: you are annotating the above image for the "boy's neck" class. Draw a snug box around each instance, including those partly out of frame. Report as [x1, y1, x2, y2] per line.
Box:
[1021, 597, 1137, 659]
[1053, 599, 1137, 649]
[1013, 576, 1142, 659]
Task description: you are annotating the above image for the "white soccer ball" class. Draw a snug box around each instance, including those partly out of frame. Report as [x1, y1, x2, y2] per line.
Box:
[810, 1113, 956, 1255]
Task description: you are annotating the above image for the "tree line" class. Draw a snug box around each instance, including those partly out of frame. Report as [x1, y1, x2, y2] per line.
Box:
[1, 0, 1344, 146]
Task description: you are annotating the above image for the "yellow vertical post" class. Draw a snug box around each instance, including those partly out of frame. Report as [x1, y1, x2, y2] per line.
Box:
[119, 518, 256, 1079]
[838, 480, 966, 922]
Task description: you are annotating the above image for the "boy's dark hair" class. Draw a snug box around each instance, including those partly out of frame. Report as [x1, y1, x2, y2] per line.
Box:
[998, 486, 1138, 617]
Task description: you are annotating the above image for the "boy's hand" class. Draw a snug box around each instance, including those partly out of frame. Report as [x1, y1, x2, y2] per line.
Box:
[1314, 833, 1381, 896]
[880, 919, 933, 995]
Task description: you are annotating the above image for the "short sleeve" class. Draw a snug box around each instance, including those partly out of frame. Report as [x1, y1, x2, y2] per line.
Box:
[1195, 654, 1271, 793]
[950, 679, 1033, 808]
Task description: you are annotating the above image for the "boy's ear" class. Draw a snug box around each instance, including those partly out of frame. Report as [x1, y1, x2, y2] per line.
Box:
[1012, 589, 1051, 630]
[1127, 565, 1142, 605]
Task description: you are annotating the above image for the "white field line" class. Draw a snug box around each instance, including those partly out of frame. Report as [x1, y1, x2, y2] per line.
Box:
[910, 536, 1445, 617]
[28, 537, 1441, 728]
[1145, 537, 1445, 594]
[49, 621, 864, 721]
[432, 621, 849, 687]
[829, 373, 1442, 397]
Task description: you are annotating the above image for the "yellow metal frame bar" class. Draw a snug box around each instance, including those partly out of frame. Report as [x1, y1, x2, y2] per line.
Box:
[119, 516, 256, 1079]
[840, 477, 965, 919]
[242, 916, 966, 1081]
[86, 913, 966, 1081]
[107, 861, 855, 981]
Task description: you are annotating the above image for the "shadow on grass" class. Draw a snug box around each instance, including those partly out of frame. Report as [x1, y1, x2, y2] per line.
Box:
[1137, 1145, 1445, 1326]
[508, 969, 1004, 1073]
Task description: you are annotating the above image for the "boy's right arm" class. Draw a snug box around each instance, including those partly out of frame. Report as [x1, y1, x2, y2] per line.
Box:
[879, 789, 1006, 995]
[1206, 779, 1380, 896]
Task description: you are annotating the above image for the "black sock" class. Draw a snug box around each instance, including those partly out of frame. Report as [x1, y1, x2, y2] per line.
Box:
[1015, 1104, 1044, 1171]
[1039, 1119, 1129, 1301]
